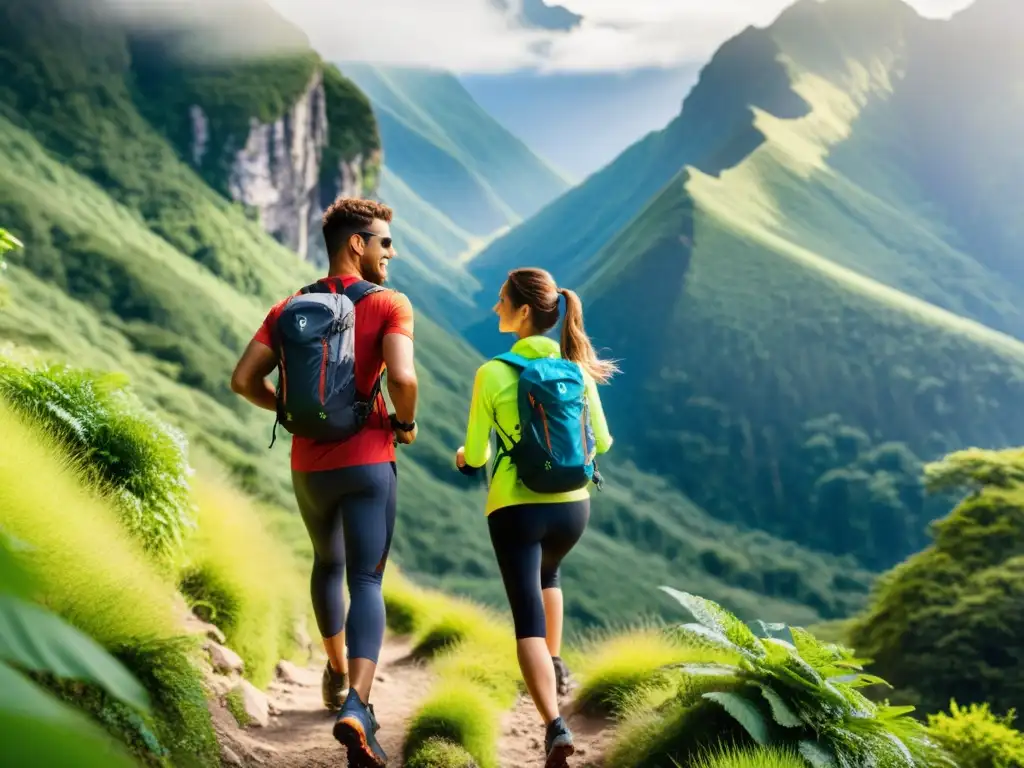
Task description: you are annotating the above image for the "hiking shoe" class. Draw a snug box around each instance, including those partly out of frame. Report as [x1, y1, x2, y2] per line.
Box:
[322, 661, 348, 711]
[544, 716, 575, 768]
[552, 656, 572, 697]
[334, 689, 387, 767]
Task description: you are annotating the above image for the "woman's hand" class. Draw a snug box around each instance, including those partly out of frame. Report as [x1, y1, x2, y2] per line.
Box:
[455, 446, 467, 468]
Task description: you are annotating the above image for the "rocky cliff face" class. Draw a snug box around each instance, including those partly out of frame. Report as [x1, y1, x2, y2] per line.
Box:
[189, 69, 379, 266]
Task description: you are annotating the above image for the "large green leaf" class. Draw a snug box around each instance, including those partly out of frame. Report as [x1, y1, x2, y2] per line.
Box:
[702, 691, 770, 745]
[0, 664, 137, 767]
[659, 587, 766, 658]
[0, 595, 150, 713]
[798, 740, 838, 768]
[755, 683, 804, 728]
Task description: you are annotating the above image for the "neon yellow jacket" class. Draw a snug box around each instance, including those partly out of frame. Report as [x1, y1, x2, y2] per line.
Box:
[462, 335, 613, 515]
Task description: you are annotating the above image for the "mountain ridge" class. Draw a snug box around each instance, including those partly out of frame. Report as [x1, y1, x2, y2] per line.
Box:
[463, 0, 1024, 573]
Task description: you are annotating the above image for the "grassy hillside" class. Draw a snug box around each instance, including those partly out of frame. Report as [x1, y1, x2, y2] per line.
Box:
[339, 64, 570, 237]
[465, 0, 1024, 576]
[0, 0, 898, 633]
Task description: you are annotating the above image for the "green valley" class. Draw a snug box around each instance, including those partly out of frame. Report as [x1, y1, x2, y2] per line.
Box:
[0, 0, 874, 636]
[466, 0, 1024, 574]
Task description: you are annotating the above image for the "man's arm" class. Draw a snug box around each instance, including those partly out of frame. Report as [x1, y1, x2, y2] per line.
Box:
[382, 292, 418, 433]
[383, 333, 417, 425]
[230, 339, 279, 412]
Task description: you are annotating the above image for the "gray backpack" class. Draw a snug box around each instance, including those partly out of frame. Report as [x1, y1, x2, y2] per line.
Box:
[268, 279, 385, 447]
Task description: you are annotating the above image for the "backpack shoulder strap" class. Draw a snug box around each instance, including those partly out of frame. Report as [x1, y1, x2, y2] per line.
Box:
[298, 279, 332, 295]
[494, 352, 530, 370]
[344, 280, 387, 305]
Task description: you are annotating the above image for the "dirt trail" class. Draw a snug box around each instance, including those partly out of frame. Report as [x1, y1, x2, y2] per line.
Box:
[211, 634, 616, 768]
[213, 636, 431, 768]
[498, 686, 615, 768]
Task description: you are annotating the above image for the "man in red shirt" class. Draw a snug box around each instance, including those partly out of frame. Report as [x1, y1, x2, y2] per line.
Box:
[231, 198, 417, 767]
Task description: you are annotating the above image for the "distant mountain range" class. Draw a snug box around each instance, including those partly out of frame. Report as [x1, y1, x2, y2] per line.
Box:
[466, 0, 1024, 572]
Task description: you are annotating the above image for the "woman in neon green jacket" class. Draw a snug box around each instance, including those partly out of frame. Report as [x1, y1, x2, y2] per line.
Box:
[455, 267, 616, 767]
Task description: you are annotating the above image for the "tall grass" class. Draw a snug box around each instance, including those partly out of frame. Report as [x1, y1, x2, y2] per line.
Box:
[0, 359, 195, 565]
[177, 458, 309, 688]
[570, 627, 738, 717]
[387, 569, 521, 768]
[0, 400, 216, 766]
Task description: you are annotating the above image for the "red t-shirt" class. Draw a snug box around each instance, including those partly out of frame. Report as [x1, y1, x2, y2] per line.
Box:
[253, 275, 415, 472]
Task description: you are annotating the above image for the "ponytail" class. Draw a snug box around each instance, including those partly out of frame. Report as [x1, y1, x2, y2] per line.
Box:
[559, 288, 619, 385]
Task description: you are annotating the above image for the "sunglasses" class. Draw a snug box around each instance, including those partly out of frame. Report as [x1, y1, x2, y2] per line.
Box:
[357, 231, 393, 250]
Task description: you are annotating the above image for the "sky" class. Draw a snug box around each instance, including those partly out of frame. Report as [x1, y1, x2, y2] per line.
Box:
[267, 0, 976, 74]
[106, 0, 977, 74]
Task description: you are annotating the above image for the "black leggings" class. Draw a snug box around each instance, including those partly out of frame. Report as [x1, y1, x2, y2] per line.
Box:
[487, 500, 590, 639]
[292, 462, 397, 663]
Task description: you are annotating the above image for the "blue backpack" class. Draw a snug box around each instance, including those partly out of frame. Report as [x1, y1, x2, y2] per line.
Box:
[492, 352, 603, 494]
[268, 279, 385, 447]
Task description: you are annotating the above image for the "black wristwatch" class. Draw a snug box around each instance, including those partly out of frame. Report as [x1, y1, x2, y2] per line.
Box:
[389, 414, 416, 432]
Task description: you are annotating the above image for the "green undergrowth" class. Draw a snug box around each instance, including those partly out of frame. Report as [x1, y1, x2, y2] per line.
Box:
[177, 459, 309, 689]
[0, 359, 196, 566]
[570, 627, 737, 718]
[925, 701, 1024, 768]
[847, 446, 1024, 715]
[0, 351, 312, 764]
[691, 745, 807, 768]
[404, 737, 478, 768]
[386, 571, 520, 768]
[0, 400, 216, 766]
[600, 587, 951, 768]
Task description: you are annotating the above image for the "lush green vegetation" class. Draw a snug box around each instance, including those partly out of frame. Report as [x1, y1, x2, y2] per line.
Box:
[600, 589, 945, 768]
[386, 573, 519, 768]
[0, 87, 874, 632]
[321, 63, 381, 197]
[0, 361, 195, 565]
[925, 701, 1024, 768]
[847, 446, 1024, 717]
[467, 0, 1024, 580]
[0, 350, 311, 765]
[0, 397, 218, 766]
[178, 463, 308, 688]
[0, 526, 144, 767]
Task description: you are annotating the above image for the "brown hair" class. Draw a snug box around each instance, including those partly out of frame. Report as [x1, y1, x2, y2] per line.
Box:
[322, 197, 393, 258]
[505, 267, 619, 385]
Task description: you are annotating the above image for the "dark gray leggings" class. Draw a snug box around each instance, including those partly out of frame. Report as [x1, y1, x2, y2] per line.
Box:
[487, 500, 590, 639]
[291, 462, 397, 663]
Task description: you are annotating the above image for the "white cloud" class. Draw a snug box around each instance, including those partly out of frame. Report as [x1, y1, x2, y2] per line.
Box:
[103, 0, 978, 74]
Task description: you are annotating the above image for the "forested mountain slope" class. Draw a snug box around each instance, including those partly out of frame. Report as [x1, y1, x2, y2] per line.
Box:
[465, 0, 1024, 572]
[0, 0, 874, 629]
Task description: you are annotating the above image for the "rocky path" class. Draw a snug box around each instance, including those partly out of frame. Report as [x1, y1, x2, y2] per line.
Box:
[211, 636, 431, 767]
[498, 683, 614, 768]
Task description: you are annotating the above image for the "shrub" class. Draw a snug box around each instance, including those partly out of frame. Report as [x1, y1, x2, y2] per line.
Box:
[397, 571, 521, 768]
[607, 586, 949, 768]
[571, 627, 737, 717]
[177, 463, 308, 689]
[925, 700, 1024, 768]
[690, 744, 808, 768]
[403, 681, 501, 768]
[0, 359, 195, 564]
[0, 400, 217, 765]
[0, 529, 142, 768]
[404, 737, 478, 768]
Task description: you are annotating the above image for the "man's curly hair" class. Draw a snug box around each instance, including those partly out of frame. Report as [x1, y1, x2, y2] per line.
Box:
[322, 197, 393, 258]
